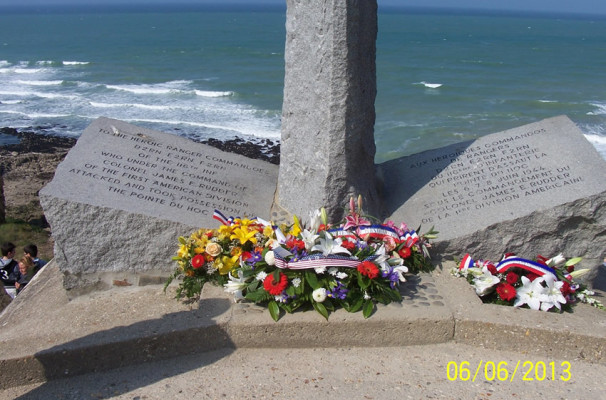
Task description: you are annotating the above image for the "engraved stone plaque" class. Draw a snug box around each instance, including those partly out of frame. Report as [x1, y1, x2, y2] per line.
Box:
[380, 116, 606, 271]
[40, 117, 278, 292]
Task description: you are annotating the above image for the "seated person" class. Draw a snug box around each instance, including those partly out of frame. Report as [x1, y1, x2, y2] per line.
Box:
[0, 242, 18, 286]
[23, 244, 47, 274]
[14, 255, 35, 294]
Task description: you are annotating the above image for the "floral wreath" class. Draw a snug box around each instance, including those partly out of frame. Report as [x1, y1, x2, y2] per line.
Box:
[452, 253, 604, 312]
[166, 196, 437, 321]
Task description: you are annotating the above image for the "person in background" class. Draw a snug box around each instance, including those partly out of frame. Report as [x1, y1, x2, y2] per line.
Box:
[14, 255, 35, 294]
[23, 244, 47, 274]
[0, 242, 18, 286]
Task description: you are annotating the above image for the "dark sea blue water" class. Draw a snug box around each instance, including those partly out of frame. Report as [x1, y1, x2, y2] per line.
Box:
[1, 5, 605, 161]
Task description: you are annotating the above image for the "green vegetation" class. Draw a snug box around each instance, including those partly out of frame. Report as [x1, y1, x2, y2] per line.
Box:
[0, 219, 52, 261]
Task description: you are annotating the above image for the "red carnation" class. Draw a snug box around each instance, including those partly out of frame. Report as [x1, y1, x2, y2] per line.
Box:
[398, 246, 412, 259]
[487, 263, 498, 275]
[560, 281, 573, 296]
[191, 254, 205, 269]
[286, 236, 305, 252]
[341, 239, 356, 251]
[357, 261, 379, 279]
[496, 283, 516, 301]
[506, 272, 519, 285]
[566, 265, 575, 273]
[263, 272, 288, 295]
[526, 273, 539, 282]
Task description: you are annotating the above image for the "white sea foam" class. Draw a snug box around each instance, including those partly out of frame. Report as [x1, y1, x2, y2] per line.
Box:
[13, 68, 44, 74]
[106, 81, 193, 95]
[36, 61, 54, 65]
[415, 81, 443, 89]
[90, 101, 174, 111]
[0, 61, 10, 67]
[538, 100, 558, 103]
[584, 134, 606, 160]
[63, 61, 90, 65]
[587, 102, 606, 115]
[194, 90, 234, 97]
[0, 100, 22, 105]
[15, 80, 63, 86]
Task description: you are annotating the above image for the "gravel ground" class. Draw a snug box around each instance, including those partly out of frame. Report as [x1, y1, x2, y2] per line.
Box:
[2, 342, 604, 400]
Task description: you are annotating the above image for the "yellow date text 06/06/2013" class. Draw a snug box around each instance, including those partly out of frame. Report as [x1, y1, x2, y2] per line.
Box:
[446, 360, 571, 382]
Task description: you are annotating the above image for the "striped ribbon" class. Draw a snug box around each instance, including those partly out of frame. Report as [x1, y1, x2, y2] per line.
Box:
[274, 252, 377, 270]
[496, 257, 557, 279]
[459, 253, 475, 270]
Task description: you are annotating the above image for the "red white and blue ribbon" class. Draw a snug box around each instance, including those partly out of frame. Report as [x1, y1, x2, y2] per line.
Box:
[213, 210, 234, 226]
[272, 245, 376, 270]
[401, 230, 419, 247]
[496, 257, 557, 279]
[459, 253, 475, 270]
[357, 225, 401, 240]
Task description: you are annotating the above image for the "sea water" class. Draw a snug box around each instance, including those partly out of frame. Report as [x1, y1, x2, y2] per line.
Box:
[1, 4, 605, 162]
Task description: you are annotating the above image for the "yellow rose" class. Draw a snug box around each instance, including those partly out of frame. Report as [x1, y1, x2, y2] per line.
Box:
[205, 242, 222, 257]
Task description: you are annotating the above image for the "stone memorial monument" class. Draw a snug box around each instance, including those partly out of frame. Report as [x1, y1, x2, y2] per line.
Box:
[39, 0, 606, 294]
[276, 0, 380, 222]
[40, 117, 278, 294]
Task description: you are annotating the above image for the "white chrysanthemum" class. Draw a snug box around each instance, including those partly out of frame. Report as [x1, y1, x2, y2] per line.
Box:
[336, 272, 348, 280]
[312, 288, 327, 303]
[292, 277, 302, 288]
[363, 291, 371, 300]
[256, 271, 268, 281]
[264, 250, 275, 266]
[314, 266, 327, 274]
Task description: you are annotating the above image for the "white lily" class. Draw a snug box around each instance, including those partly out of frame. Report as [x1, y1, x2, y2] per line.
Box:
[311, 232, 351, 256]
[472, 267, 500, 296]
[372, 245, 391, 271]
[513, 276, 545, 311]
[308, 209, 322, 232]
[539, 275, 566, 311]
[301, 229, 320, 251]
[223, 271, 248, 302]
[393, 265, 409, 282]
[547, 253, 566, 267]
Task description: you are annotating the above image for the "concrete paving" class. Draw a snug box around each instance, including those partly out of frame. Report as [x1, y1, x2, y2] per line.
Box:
[0, 259, 604, 396]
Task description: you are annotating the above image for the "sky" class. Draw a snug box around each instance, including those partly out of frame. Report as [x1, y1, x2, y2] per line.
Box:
[0, 0, 605, 16]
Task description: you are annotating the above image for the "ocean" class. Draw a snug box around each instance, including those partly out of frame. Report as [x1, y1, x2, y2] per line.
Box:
[1, 4, 605, 163]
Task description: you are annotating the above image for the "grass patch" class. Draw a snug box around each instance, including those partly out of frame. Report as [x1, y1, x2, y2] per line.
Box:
[0, 219, 53, 261]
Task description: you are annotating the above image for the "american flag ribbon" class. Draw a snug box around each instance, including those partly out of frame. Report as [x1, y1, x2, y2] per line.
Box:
[496, 257, 557, 279]
[274, 253, 377, 270]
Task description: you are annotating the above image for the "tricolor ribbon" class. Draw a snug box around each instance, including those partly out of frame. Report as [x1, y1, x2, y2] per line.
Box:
[357, 225, 401, 241]
[459, 253, 475, 270]
[496, 257, 557, 279]
[213, 210, 234, 226]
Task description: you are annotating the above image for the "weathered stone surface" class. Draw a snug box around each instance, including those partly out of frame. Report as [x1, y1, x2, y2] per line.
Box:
[0, 174, 5, 224]
[40, 117, 278, 293]
[380, 116, 606, 284]
[277, 0, 380, 222]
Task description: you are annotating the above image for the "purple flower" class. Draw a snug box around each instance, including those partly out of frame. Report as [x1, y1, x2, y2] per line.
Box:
[382, 268, 399, 289]
[328, 281, 349, 300]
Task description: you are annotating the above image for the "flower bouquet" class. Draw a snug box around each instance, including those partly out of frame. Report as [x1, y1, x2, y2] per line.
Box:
[451, 253, 604, 312]
[166, 196, 437, 321]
